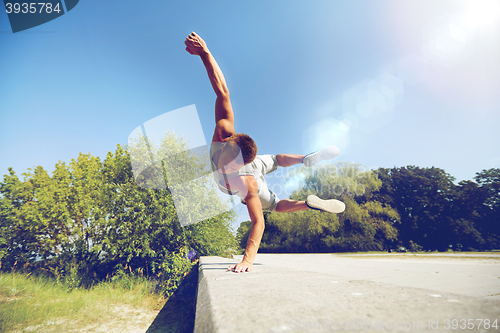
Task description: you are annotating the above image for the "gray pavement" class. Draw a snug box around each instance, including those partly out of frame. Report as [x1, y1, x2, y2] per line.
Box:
[194, 253, 500, 333]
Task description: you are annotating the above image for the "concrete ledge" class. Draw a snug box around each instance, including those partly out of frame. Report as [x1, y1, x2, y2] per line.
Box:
[194, 254, 500, 332]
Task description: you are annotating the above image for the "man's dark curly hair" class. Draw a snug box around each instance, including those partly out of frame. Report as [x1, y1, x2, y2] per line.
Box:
[225, 133, 257, 165]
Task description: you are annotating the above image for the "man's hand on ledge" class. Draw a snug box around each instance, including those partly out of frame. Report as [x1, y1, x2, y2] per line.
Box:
[227, 260, 253, 273]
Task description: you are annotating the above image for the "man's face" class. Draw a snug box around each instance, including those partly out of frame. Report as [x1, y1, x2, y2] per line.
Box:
[218, 150, 244, 174]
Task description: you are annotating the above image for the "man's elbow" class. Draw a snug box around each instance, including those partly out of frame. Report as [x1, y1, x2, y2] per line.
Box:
[216, 88, 230, 99]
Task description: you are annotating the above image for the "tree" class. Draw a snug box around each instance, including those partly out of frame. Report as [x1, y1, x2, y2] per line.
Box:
[447, 180, 485, 250]
[374, 166, 485, 251]
[473, 168, 500, 248]
[0, 133, 238, 292]
[247, 162, 399, 253]
[0, 168, 30, 269]
[126, 132, 238, 257]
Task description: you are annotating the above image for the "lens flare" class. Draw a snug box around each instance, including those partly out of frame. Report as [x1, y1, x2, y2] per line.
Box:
[460, 0, 500, 31]
[303, 117, 350, 155]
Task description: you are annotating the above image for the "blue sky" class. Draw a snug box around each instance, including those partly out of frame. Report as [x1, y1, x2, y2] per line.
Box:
[1, 0, 499, 228]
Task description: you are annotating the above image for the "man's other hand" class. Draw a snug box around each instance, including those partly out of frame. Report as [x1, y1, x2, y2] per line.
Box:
[185, 32, 209, 56]
[227, 260, 253, 273]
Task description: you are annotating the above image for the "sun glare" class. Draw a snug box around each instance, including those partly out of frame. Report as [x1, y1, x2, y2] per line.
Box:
[461, 0, 500, 31]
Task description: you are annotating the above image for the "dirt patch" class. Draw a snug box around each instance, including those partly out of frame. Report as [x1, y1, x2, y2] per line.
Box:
[77, 304, 159, 333]
[11, 264, 199, 333]
[16, 304, 159, 333]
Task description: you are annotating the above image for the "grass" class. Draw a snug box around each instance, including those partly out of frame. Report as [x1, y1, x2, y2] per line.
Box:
[0, 271, 169, 332]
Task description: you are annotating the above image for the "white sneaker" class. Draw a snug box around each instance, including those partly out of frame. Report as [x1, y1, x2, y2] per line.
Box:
[306, 195, 345, 213]
[303, 146, 340, 167]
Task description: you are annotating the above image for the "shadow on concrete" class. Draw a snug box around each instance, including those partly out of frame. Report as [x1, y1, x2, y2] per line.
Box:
[145, 263, 199, 333]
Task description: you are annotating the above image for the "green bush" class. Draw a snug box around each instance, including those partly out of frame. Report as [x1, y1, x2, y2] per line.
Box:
[0, 133, 237, 294]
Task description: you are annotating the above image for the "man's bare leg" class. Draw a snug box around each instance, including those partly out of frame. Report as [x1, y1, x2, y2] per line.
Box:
[276, 197, 345, 214]
[274, 151, 345, 214]
[274, 154, 312, 213]
[275, 199, 309, 213]
[276, 154, 305, 167]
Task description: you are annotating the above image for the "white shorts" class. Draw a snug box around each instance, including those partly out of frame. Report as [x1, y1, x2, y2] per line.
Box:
[239, 154, 280, 212]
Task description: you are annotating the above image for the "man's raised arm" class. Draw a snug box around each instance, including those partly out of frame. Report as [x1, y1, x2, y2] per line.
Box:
[185, 32, 235, 142]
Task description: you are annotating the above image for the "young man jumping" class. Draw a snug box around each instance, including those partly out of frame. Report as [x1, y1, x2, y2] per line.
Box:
[185, 32, 345, 273]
